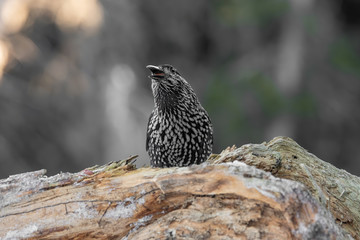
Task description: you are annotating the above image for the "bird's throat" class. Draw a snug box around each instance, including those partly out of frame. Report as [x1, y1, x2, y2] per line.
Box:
[155, 93, 180, 114]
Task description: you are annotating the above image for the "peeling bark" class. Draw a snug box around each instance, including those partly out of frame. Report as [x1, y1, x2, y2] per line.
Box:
[0, 137, 357, 239]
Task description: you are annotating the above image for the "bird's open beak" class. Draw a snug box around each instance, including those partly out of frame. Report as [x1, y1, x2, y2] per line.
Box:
[146, 65, 165, 80]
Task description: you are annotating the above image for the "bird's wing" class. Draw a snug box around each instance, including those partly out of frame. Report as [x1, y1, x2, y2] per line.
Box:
[198, 105, 213, 145]
[203, 109, 214, 146]
[145, 111, 154, 152]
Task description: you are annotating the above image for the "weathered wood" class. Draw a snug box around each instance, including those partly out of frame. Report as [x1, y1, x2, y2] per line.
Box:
[0, 137, 356, 239]
[211, 136, 360, 239]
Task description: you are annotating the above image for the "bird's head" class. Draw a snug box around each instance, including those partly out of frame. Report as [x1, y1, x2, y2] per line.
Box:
[146, 64, 198, 111]
[146, 64, 180, 82]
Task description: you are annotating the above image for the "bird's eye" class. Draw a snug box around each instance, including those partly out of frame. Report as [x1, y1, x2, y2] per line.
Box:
[171, 67, 179, 75]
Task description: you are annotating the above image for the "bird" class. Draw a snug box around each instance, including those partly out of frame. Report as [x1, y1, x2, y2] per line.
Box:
[146, 64, 213, 167]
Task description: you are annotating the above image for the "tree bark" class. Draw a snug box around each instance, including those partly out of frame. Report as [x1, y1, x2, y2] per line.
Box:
[0, 137, 357, 239]
[210, 136, 360, 239]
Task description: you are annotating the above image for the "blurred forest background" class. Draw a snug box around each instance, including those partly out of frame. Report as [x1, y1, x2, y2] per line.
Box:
[1, 0, 360, 178]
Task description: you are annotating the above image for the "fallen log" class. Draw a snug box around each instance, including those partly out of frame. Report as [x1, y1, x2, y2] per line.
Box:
[210, 136, 360, 239]
[0, 137, 357, 239]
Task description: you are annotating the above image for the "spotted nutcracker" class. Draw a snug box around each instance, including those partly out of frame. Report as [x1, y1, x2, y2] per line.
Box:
[146, 64, 213, 167]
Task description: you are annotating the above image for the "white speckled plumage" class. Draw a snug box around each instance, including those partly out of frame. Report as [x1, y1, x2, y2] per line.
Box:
[146, 64, 213, 167]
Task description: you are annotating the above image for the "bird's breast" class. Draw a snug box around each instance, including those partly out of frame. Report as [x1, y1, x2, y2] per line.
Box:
[151, 108, 208, 145]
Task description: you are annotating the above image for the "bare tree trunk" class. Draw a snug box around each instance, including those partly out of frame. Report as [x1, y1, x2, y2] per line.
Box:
[0, 137, 357, 239]
[267, 0, 313, 139]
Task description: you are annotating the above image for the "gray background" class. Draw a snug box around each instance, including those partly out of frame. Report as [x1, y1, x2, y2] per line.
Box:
[1, 0, 360, 178]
